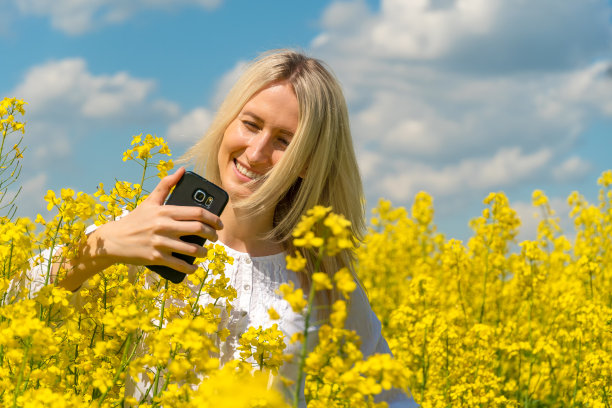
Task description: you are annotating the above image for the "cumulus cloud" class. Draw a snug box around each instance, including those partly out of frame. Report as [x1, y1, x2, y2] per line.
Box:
[315, 0, 611, 72]
[8, 172, 48, 219]
[13, 0, 223, 35]
[166, 107, 213, 145]
[6, 58, 181, 217]
[211, 60, 249, 108]
[310, 0, 612, 213]
[376, 147, 552, 202]
[12, 58, 179, 122]
[552, 156, 591, 182]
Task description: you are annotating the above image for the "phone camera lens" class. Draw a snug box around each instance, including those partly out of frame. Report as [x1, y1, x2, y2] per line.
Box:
[193, 189, 206, 203]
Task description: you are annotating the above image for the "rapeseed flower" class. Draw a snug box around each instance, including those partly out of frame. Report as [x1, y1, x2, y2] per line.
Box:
[2, 112, 611, 407]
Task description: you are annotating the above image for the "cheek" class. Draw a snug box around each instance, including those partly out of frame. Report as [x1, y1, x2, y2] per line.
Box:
[220, 121, 246, 155]
[270, 151, 286, 168]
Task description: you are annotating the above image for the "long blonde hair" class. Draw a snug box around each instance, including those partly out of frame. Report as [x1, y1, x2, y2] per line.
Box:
[182, 49, 365, 303]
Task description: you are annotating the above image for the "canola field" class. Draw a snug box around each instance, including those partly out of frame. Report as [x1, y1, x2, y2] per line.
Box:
[1, 97, 611, 407]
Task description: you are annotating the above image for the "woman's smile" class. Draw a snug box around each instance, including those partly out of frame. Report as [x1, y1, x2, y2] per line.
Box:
[233, 158, 264, 181]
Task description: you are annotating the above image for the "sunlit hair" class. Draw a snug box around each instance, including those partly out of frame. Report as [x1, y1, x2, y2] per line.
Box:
[182, 49, 365, 302]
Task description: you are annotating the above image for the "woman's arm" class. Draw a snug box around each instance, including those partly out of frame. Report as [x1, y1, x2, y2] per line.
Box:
[55, 167, 224, 291]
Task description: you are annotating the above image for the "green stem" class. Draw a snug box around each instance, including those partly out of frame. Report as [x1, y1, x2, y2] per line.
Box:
[101, 277, 108, 340]
[39, 215, 63, 320]
[454, 263, 469, 329]
[158, 344, 181, 397]
[0, 117, 9, 157]
[420, 325, 428, 403]
[570, 338, 582, 407]
[190, 270, 209, 317]
[525, 263, 535, 406]
[444, 332, 450, 405]
[96, 332, 134, 405]
[135, 157, 149, 204]
[73, 315, 82, 391]
[2, 241, 14, 307]
[153, 280, 169, 396]
[293, 248, 322, 408]
[478, 250, 489, 324]
[12, 339, 31, 408]
[43, 215, 64, 287]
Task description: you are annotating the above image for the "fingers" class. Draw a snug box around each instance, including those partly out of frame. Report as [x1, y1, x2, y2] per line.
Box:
[151, 239, 210, 275]
[174, 221, 219, 242]
[148, 167, 186, 205]
[157, 254, 199, 275]
[162, 205, 224, 230]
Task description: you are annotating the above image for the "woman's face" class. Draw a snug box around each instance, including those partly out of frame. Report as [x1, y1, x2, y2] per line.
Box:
[218, 81, 299, 199]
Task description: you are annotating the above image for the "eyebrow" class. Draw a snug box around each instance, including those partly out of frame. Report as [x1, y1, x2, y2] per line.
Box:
[241, 111, 295, 137]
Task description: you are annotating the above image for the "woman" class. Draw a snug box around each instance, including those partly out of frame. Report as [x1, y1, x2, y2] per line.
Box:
[36, 50, 417, 407]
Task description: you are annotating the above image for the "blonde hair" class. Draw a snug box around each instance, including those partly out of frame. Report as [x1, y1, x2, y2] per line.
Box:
[182, 49, 365, 305]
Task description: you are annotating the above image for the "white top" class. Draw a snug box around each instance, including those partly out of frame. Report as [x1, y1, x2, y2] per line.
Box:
[21, 239, 418, 407]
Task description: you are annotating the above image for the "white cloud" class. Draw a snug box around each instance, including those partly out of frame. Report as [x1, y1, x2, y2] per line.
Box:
[12, 58, 179, 121]
[7, 172, 48, 219]
[377, 147, 552, 202]
[553, 156, 591, 182]
[7, 58, 182, 218]
[310, 0, 612, 213]
[319, 0, 611, 72]
[211, 60, 249, 108]
[166, 107, 213, 144]
[14, 0, 223, 35]
[369, 0, 497, 60]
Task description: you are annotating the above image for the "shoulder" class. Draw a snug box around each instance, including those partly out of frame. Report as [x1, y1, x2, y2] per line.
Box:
[344, 283, 385, 356]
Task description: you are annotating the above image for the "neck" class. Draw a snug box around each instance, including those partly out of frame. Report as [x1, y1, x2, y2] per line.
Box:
[218, 199, 283, 256]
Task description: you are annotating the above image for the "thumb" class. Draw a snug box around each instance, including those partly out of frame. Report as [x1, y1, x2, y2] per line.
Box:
[147, 167, 186, 205]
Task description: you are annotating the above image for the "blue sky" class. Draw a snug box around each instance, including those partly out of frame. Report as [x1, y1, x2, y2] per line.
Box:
[1, 0, 611, 242]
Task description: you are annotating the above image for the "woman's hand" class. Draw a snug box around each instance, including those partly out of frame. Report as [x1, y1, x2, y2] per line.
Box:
[58, 167, 224, 291]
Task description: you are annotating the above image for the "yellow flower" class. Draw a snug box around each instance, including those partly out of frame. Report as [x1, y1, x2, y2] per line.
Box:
[285, 250, 307, 272]
[293, 231, 324, 249]
[312, 272, 332, 291]
[43, 190, 60, 210]
[13, 144, 23, 159]
[334, 267, 356, 297]
[268, 307, 280, 320]
[277, 282, 307, 313]
[156, 159, 174, 178]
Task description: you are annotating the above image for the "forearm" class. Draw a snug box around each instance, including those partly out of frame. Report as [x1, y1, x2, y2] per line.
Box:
[57, 226, 115, 292]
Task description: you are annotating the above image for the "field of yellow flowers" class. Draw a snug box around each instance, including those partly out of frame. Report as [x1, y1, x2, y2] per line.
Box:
[1, 97, 611, 407]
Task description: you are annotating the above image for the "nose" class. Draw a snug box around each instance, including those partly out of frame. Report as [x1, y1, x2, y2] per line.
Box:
[245, 132, 273, 166]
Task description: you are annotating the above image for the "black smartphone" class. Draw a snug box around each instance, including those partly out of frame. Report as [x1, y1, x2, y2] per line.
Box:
[147, 171, 228, 283]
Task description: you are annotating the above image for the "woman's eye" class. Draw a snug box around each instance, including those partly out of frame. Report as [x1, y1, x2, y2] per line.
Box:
[243, 121, 259, 131]
[276, 137, 291, 149]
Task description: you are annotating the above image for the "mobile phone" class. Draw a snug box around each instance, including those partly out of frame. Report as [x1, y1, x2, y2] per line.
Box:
[147, 171, 228, 283]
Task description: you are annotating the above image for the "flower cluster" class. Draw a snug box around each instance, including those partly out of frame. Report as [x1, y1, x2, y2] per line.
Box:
[238, 324, 288, 373]
[280, 206, 411, 407]
[122, 133, 174, 179]
[1, 101, 610, 407]
[0, 97, 26, 136]
[357, 183, 612, 407]
[0, 97, 27, 218]
[292, 205, 354, 256]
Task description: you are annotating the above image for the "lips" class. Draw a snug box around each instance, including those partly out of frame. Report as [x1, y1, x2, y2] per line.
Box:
[234, 159, 263, 180]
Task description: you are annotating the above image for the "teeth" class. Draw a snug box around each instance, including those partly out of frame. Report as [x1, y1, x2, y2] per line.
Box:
[235, 160, 262, 180]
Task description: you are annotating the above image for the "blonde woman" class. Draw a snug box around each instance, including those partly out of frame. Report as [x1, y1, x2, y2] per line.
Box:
[38, 50, 417, 407]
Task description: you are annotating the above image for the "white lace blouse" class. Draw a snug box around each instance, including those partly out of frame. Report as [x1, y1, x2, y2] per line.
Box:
[21, 239, 418, 407]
